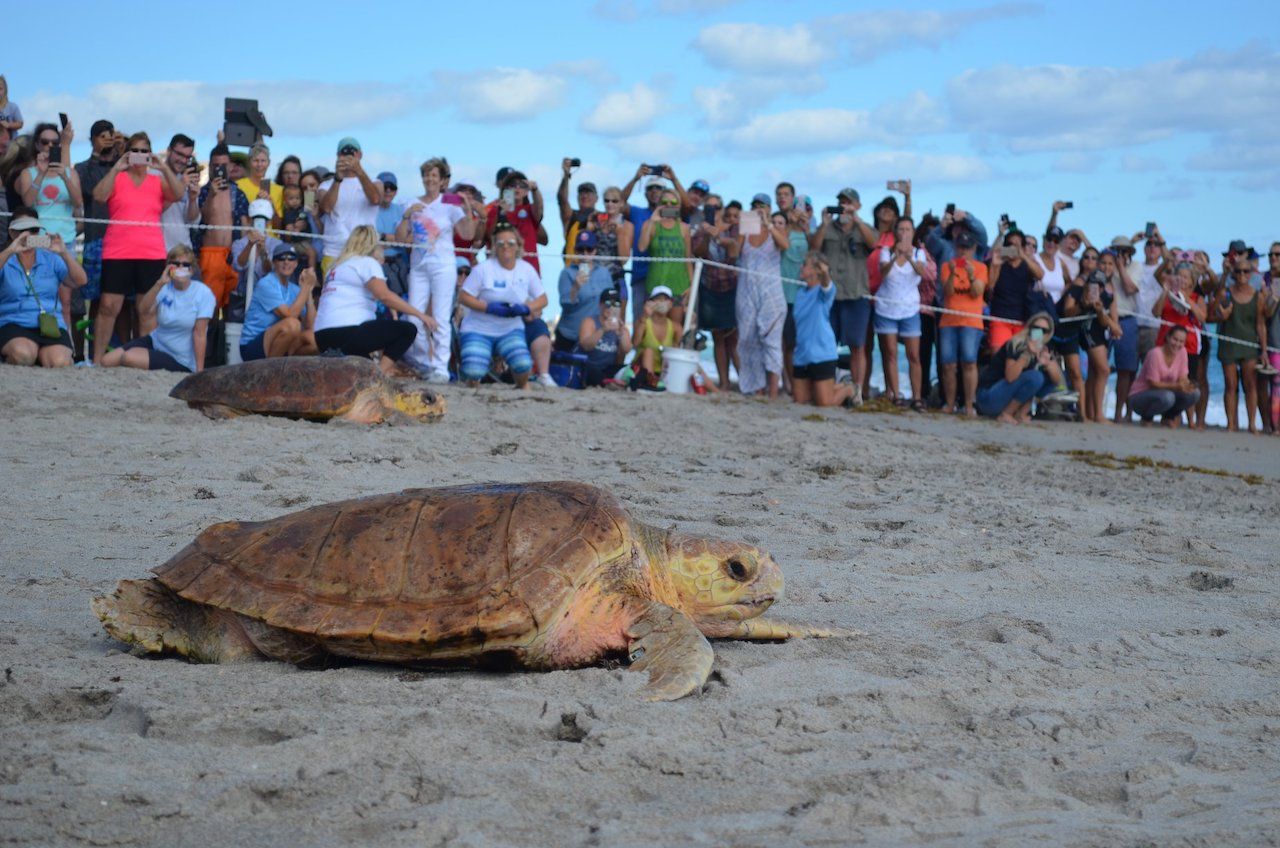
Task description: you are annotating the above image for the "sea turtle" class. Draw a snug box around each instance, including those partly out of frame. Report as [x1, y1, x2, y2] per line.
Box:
[169, 356, 445, 424]
[93, 482, 857, 700]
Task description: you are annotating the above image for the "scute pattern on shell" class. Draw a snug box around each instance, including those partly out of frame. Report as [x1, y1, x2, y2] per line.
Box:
[169, 357, 384, 415]
[152, 482, 632, 656]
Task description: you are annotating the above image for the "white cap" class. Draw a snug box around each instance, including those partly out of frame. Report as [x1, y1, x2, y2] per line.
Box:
[645, 176, 669, 188]
[648, 285, 674, 299]
[249, 199, 274, 220]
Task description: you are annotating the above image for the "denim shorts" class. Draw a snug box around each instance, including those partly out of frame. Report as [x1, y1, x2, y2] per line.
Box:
[830, 298, 871, 348]
[524, 317, 550, 345]
[874, 312, 922, 338]
[1113, 316, 1139, 372]
[938, 325, 983, 364]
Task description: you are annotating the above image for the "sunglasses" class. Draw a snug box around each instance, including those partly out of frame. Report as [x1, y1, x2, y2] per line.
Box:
[1044, 237, 1061, 243]
[604, 198, 621, 204]
[275, 255, 299, 262]
[513, 181, 529, 189]
[172, 261, 192, 268]
[1269, 251, 1280, 257]
[1147, 241, 1165, 247]
[661, 200, 678, 207]
[129, 147, 151, 154]
[1233, 269, 1252, 276]
[1031, 325, 1052, 333]
[38, 137, 57, 147]
[495, 238, 519, 247]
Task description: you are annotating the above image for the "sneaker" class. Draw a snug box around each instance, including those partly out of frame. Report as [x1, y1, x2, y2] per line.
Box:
[426, 369, 452, 384]
[850, 383, 863, 408]
[535, 372, 558, 388]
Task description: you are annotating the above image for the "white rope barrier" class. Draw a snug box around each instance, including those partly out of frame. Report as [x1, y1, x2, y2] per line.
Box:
[6, 210, 1276, 355]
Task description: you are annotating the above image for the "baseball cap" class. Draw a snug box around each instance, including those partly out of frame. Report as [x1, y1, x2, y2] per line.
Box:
[8, 216, 41, 232]
[837, 187, 860, 202]
[954, 229, 977, 249]
[336, 136, 361, 153]
[577, 182, 597, 195]
[229, 151, 249, 168]
[1223, 239, 1247, 256]
[1045, 226, 1065, 241]
[1110, 236, 1134, 251]
[575, 230, 599, 250]
[248, 199, 274, 221]
[272, 243, 300, 260]
[495, 166, 513, 186]
[690, 179, 710, 194]
[376, 171, 397, 188]
[648, 285, 674, 299]
[90, 119, 115, 138]
[751, 193, 771, 208]
[644, 176, 668, 189]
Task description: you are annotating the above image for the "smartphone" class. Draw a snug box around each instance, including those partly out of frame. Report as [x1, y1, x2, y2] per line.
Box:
[1000, 245, 1020, 259]
[1144, 222, 1156, 238]
[569, 158, 581, 167]
[501, 188, 516, 208]
[59, 113, 68, 130]
[738, 213, 761, 236]
[659, 207, 679, 220]
[26, 234, 51, 249]
[945, 202, 956, 215]
[303, 189, 316, 208]
[645, 163, 665, 176]
[999, 213, 1009, 227]
[1087, 282, 1100, 300]
[825, 205, 842, 217]
[128, 152, 150, 167]
[1062, 201, 1074, 209]
[48, 144, 63, 165]
[704, 205, 717, 226]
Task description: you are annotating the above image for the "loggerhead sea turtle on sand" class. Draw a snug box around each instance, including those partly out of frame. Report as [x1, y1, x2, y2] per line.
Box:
[169, 356, 445, 424]
[93, 482, 857, 700]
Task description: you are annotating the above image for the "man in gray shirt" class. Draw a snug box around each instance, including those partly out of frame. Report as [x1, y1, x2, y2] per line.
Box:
[812, 187, 877, 400]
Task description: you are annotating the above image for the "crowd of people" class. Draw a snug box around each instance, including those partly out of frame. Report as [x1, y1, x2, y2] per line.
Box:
[1, 90, 1278, 435]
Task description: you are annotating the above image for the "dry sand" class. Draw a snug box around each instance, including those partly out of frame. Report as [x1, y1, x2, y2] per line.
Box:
[1, 366, 1278, 847]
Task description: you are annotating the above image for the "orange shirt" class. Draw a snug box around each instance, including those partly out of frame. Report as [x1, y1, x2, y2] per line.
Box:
[939, 258, 988, 330]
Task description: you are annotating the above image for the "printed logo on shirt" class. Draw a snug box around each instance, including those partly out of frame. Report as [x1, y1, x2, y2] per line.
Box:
[159, 296, 174, 308]
[517, 209, 528, 219]
[493, 278, 508, 289]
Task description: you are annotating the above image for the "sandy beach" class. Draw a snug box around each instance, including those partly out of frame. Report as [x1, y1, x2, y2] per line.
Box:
[2, 366, 1278, 847]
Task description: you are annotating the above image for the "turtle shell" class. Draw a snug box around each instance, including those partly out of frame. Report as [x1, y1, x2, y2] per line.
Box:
[169, 356, 385, 417]
[153, 482, 633, 659]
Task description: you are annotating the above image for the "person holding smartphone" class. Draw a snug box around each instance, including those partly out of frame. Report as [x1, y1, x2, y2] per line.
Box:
[575, 288, 632, 387]
[987, 225, 1044, 353]
[18, 121, 83, 331]
[0, 209, 86, 367]
[1152, 262, 1208, 427]
[638, 189, 692, 328]
[316, 137, 383, 276]
[691, 199, 742, 390]
[736, 194, 790, 399]
[812, 187, 877, 404]
[976, 312, 1062, 423]
[595, 186, 634, 292]
[99, 245, 214, 373]
[556, 231, 615, 352]
[90, 132, 184, 366]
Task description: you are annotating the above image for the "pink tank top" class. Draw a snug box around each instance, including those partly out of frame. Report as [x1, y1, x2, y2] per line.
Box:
[103, 171, 166, 260]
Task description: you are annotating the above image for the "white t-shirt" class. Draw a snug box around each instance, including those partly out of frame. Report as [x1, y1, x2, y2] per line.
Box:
[403, 196, 465, 267]
[1033, 252, 1067, 301]
[152, 280, 216, 372]
[1058, 250, 1079, 282]
[1135, 261, 1163, 327]
[161, 193, 195, 252]
[460, 258, 545, 336]
[314, 255, 384, 331]
[318, 178, 381, 258]
[875, 246, 927, 320]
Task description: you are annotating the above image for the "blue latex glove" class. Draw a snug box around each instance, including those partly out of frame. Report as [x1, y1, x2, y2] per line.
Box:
[509, 302, 531, 317]
[485, 301, 518, 317]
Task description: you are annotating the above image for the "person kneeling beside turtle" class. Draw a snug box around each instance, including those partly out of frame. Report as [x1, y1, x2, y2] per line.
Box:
[239, 243, 319, 361]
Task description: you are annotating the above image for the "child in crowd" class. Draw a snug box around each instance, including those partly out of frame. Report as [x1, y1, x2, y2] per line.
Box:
[791, 251, 854, 408]
[279, 185, 318, 273]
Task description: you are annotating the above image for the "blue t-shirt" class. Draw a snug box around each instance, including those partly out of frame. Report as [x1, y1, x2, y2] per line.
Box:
[151, 281, 216, 371]
[557, 264, 616, 342]
[0, 249, 70, 330]
[792, 282, 837, 366]
[375, 201, 406, 258]
[242, 272, 303, 344]
[628, 205, 653, 284]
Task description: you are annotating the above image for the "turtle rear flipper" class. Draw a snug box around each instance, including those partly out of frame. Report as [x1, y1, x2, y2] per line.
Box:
[626, 603, 714, 701]
[92, 579, 259, 663]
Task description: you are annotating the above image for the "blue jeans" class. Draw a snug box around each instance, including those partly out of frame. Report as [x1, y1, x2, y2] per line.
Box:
[873, 312, 922, 338]
[830, 298, 872, 348]
[938, 326, 983, 364]
[976, 369, 1053, 417]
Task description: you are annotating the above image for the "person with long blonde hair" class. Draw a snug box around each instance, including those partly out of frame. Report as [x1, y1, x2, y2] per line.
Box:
[975, 311, 1063, 423]
[312, 225, 435, 375]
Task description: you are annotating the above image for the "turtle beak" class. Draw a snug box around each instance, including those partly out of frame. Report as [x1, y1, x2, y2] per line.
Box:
[394, 390, 447, 421]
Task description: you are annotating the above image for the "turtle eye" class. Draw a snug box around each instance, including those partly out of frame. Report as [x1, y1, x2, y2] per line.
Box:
[726, 559, 749, 581]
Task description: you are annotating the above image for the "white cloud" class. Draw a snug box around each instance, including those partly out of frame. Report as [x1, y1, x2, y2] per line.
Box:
[947, 43, 1280, 154]
[581, 83, 667, 136]
[870, 91, 947, 135]
[1053, 152, 1103, 174]
[806, 152, 992, 186]
[24, 80, 414, 138]
[722, 109, 877, 156]
[607, 132, 700, 163]
[693, 23, 833, 72]
[692, 75, 826, 128]
[433, 67, 570, 123]
[1121, 154, 1166, 173]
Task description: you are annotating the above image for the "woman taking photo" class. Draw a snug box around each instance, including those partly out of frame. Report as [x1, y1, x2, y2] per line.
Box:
[987, 226, 1043, 353]
[1070, 264, 1122, 423]
[456, 222, 546, 388]
[312, 225, 432, 376]
[1216, 265, 1267, 433]
[1152, 262, 1208, 428]
[1052, 246, 1100, 410]
[976, 312, 1062, 424]
[736, 195, 789, 399]
[937, 229, 986, 416]
[1128, 325, 1199, 428]
[596, 186, 634, 291]
[91, 131, 184, 366]
[875, 216, 934, 411]
[100, 245, 215, 373]
[637, 188, 691, 326]
[18, 121, 83, 331]
[575, 288, 632, 387]
[239, 245, 319, 361]
[0, 209, 86, 367]
[792, 251, 854, 408]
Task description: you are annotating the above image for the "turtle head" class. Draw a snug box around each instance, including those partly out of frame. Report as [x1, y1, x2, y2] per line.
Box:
[663, 533, 784, 637]
[390, 388, 447, 422]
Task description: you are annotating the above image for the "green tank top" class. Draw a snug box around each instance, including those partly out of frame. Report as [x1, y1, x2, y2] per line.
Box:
[1218, 291, 1259, 363]
[644, 221, 690, 297]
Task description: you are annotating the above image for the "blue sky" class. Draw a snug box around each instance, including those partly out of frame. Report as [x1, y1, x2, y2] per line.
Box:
[7, 0, 1279, 282]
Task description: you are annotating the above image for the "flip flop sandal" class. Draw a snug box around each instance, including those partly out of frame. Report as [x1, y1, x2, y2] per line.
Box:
[911, 399, 927, 413]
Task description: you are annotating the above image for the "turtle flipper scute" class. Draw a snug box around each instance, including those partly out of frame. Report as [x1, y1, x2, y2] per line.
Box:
[626, 603, 714, 701]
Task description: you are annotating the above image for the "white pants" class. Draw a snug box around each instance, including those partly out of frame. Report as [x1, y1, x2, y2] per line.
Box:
[405, 258, 455, 375]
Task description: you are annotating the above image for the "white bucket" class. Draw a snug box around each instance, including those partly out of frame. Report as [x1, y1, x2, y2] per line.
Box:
[661, 347, 700, 395]
[224, 322, 243, 365]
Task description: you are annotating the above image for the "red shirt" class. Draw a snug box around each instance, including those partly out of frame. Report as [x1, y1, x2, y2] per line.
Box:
[485, 203, 540, 273]
[1156, 290, 1202, 355]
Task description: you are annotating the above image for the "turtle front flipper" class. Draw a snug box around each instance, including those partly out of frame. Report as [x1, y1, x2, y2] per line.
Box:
[92, 578, 260, 663]
[727, 618, 865, 640]
[626, 603, 714, 701]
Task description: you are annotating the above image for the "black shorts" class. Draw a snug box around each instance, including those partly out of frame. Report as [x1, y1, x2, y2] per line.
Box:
[792, 359, 836, 381]
[552, 328, 577, 353]
[122, 336, 190, 372]
[0, 322, 73, 351]
[783, 303, 796, 348]
[101, 259, 167, 297]
[697, 287, 737, 331]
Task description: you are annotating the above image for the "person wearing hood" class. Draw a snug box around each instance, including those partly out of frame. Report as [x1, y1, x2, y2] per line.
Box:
[976, 311, 1062, 424]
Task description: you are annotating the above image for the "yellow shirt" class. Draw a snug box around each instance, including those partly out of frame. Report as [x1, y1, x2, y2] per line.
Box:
[236, 177, 284, 217]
